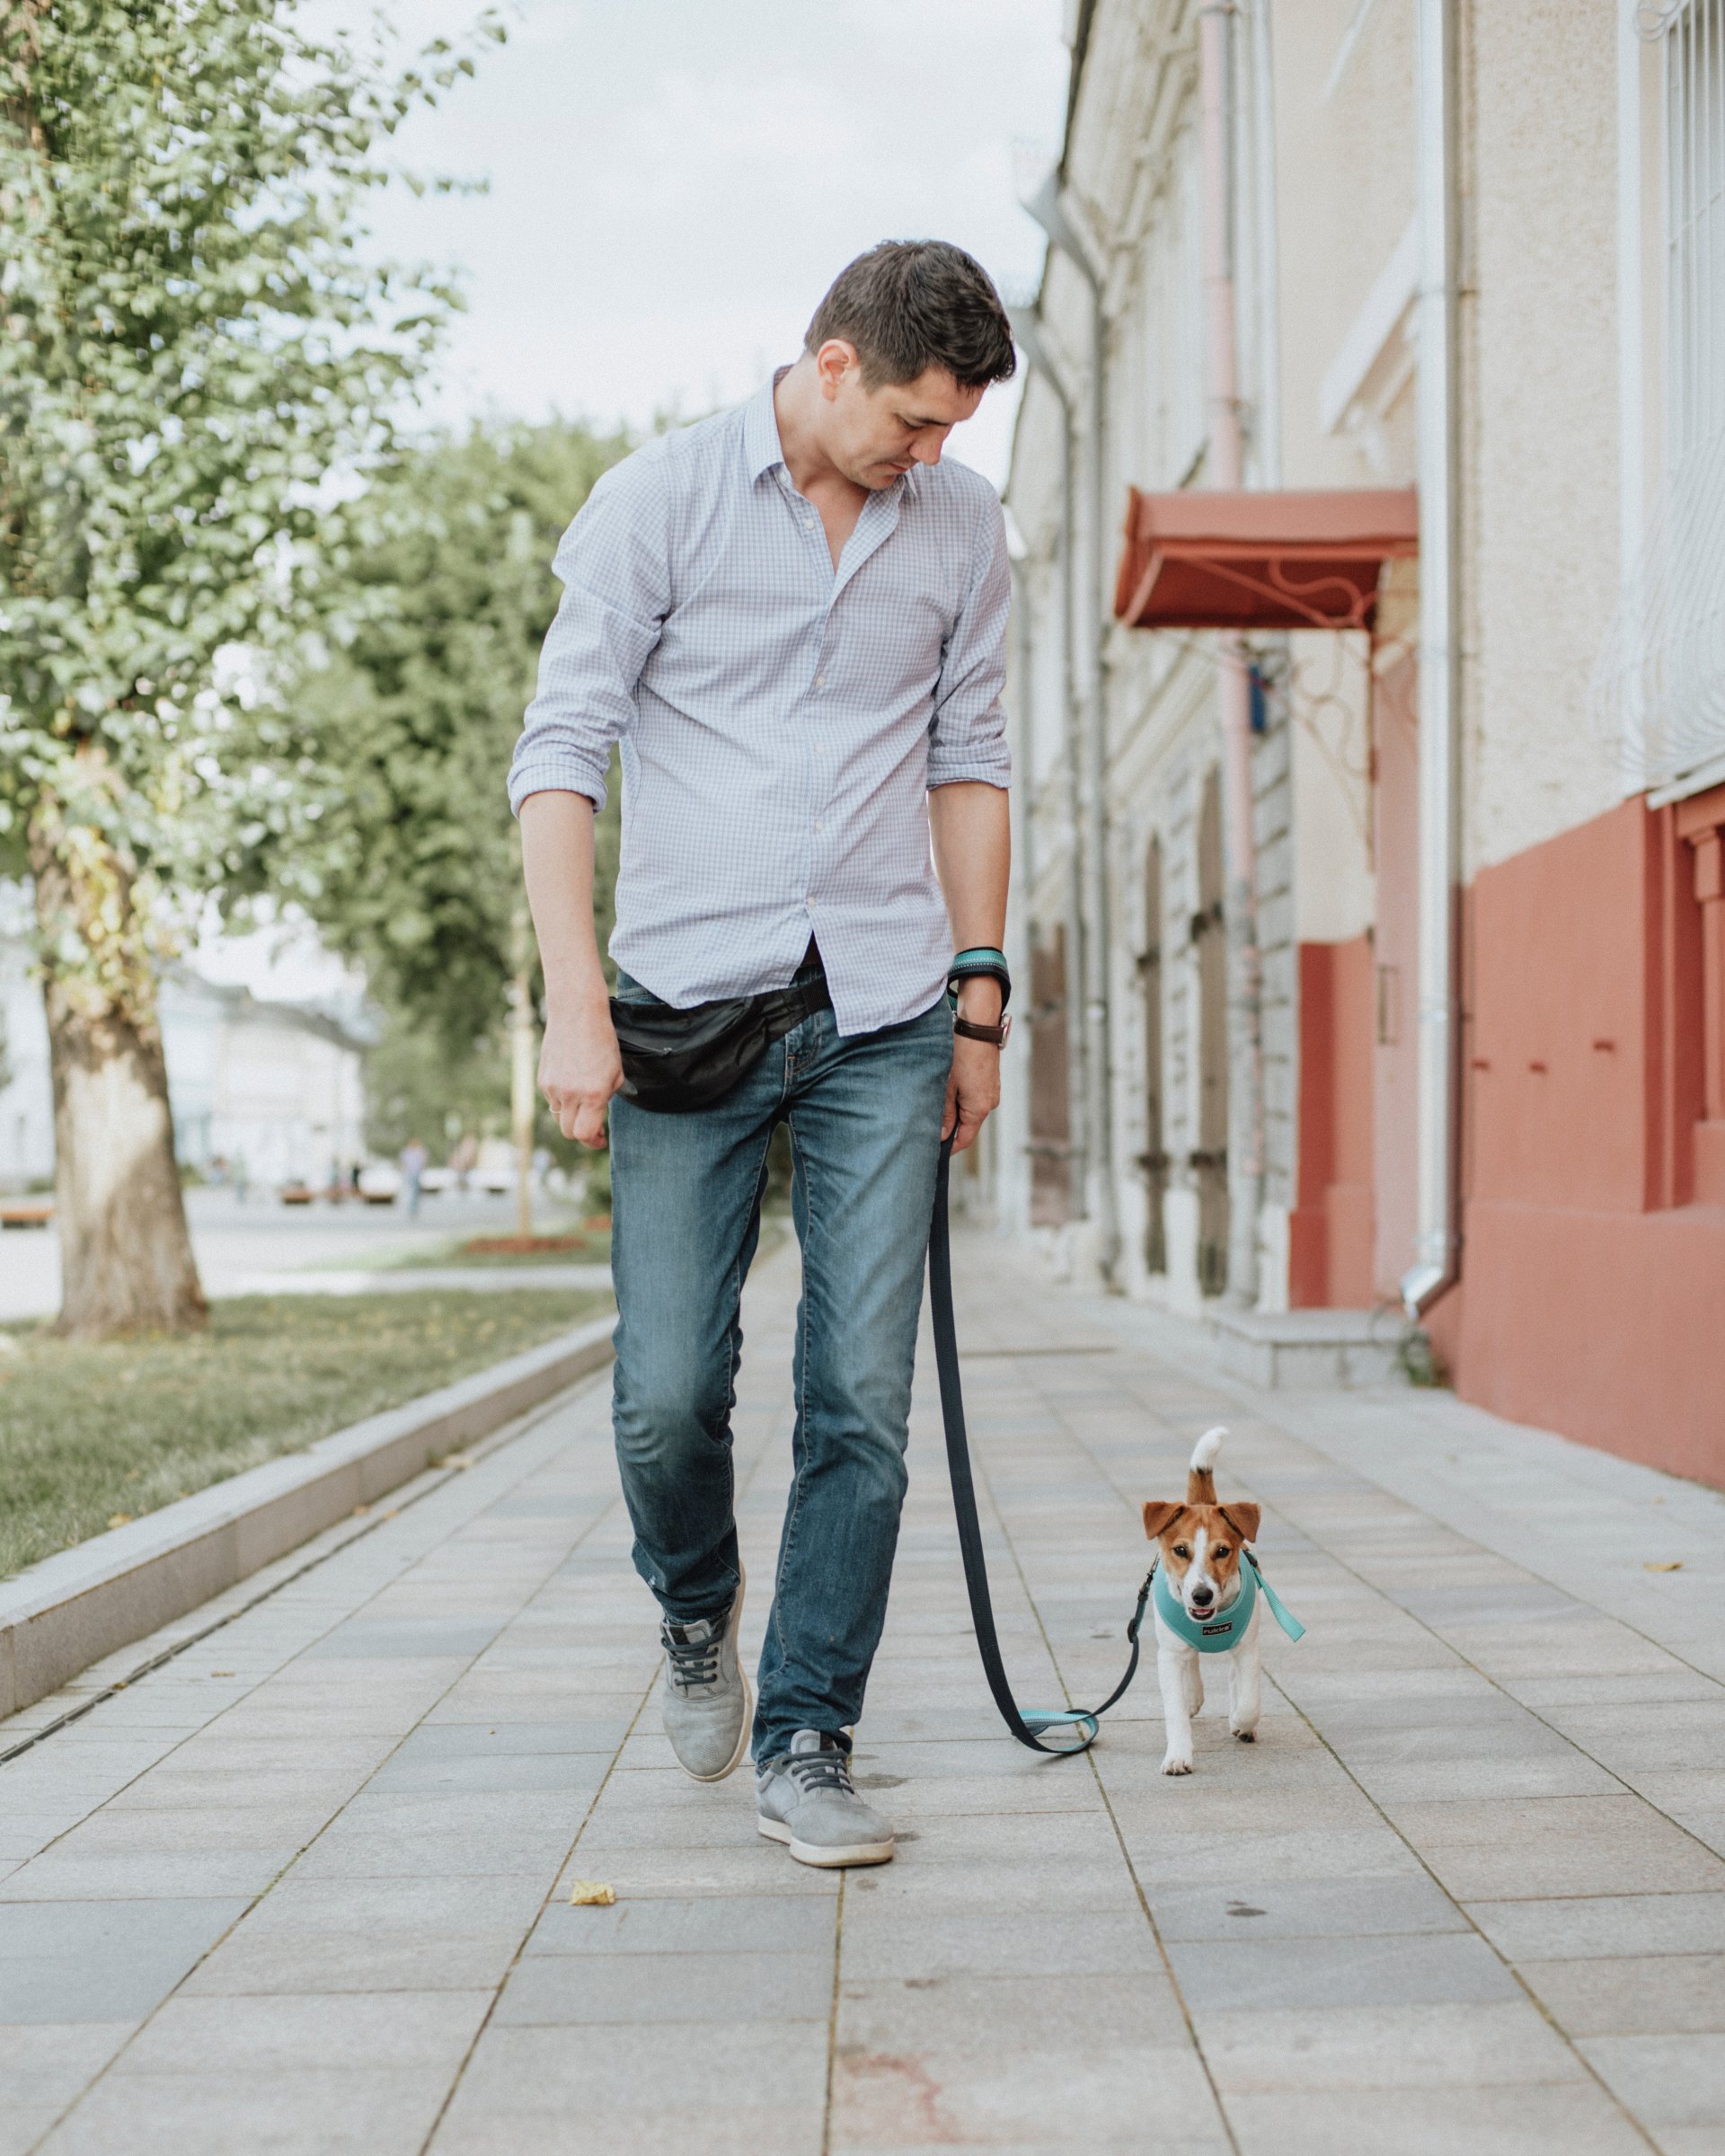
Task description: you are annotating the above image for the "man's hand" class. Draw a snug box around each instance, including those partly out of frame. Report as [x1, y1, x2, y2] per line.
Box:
[520, 793, 620, 1149]
[942, 1033, 1001, 1153]
[539, 995, 624, 1149]
[942, 974, 1004, 1154]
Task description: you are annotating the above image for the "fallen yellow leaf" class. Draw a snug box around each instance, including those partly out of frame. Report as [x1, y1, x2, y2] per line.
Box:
[1645, 1560, 1684, 1572]
[568, 1881, 615, 1907]
[107, 1513, 132, 1529]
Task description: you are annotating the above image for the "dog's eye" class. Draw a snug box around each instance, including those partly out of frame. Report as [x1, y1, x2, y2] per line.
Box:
[1172, 1543, 1190, 1559]
[1214, 1545, 1231, 1560]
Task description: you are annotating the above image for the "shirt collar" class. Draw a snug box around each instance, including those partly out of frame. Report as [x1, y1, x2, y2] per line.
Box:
[744, 373, 790, 482]
[743, 368, 918, 504]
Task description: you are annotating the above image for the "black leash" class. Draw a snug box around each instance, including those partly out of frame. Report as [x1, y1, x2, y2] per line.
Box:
[927, 1138, 1153, 1755]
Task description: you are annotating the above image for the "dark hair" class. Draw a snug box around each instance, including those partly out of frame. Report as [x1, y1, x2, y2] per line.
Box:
[804, 241, 1016, 391]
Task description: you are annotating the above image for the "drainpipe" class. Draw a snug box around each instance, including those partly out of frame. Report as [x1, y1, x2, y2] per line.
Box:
[1198, 3, 1265, 1308]
[1008, 308, 1089, 1225]
[1247, 0, 1283, 491]
[1004, 537, 1036, 1235]
[1401, 0, 1462, 1316]
[1023, 174, 1119, 1279]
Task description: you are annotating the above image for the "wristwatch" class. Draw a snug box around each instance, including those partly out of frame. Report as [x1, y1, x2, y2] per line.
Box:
[953, 1012, 1012, 1047]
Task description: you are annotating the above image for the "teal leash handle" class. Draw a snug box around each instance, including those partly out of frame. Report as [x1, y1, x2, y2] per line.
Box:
[927, 1137, 1150, 1755]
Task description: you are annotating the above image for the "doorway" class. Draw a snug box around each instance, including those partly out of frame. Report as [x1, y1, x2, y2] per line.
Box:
[1194, 771, 1230, 1294]
[1029, 925, 1073, 1227]
[1138, 835, 1168, 1274]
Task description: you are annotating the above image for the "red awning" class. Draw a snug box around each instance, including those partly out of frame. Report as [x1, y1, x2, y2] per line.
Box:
[1114, 488, 1420, 632]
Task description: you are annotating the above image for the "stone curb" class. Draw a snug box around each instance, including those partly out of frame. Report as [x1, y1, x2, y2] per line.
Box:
[0, 1315, 615, 1722]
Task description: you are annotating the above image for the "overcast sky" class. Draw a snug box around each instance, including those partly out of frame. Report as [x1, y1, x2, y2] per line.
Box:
[341, 0, 1071, 488]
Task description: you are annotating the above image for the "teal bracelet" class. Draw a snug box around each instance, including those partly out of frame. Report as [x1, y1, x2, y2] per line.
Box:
[947, 947, 1012, 1012]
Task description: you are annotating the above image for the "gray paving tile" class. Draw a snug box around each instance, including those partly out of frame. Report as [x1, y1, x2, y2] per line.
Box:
[1149, 1874, 1467, 1940]
[1221, 2080, 1655, 2154]
[1166, 1930, 1519, 2010]
[496, 1947, 831, 2024]
[114, 1988, 491, 2074]
[1195, 1999, 1584, 2092]
[526, 1892, 835, 1956]
[1522, 1953, 1725, 2036]
[40, 2066, 448, 2156]
[364, 1750, 608, 1796]
[180, 1925, 526, 1996]
[0, 2019, 138, 2109]
[431, 2098, 824, 2156]
[1386, 1795, 1725, 1900]
[1467, 1892, 1725, 1961]
[1578, 2033, 1725, 2129]
[833, 1968, 1194, 2056]
[0, 1899, 247, 2021]
[0, 1850, 294, 1900]
[387, 1719, 632, 1759]
[838, 1910, 1162, 1982]
[232, 1872, 550, 1937]
[439, 2017, 830, 2119]
[842, 1851, 1132, 1914]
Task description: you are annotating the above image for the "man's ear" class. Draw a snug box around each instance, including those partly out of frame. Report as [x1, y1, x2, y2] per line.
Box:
[1143, 1501, 1183, 1541]
[1220, 1503, 1261, 1545]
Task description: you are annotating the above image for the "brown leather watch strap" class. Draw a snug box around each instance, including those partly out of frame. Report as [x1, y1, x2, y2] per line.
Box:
[953, 1012, 1012, 1048]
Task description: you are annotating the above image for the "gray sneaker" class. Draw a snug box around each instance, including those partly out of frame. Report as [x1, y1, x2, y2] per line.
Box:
[756, 1730, 895, 1868]
[659, 1568, 749, 1782]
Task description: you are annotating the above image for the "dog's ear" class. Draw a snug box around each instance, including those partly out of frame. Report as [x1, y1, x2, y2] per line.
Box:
[1142, 1500, 1182, 1541]
[1219, 1503, 1261, 1545]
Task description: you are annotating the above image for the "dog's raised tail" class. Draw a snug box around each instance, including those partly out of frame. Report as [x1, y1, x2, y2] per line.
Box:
[1188, 1427, 1227, 1505]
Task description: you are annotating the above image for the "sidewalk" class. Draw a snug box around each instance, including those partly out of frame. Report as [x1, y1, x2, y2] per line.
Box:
[2, 1227, 1722, 2153]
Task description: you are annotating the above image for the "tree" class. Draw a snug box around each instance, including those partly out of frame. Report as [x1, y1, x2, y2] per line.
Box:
[268, 420, 628, 1234]
[0, 0, 494, 1335]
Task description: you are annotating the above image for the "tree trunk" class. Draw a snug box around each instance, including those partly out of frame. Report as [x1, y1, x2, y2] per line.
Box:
[30, 796, 208, 1339]
[509, 901, 536, 1242]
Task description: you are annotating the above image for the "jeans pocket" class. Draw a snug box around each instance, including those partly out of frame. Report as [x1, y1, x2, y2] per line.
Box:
[612, 968, 666, 1008]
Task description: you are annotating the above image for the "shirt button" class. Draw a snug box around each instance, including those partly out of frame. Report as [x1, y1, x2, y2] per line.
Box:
[814, 675, 826, 688]
[815, 819, 824, 832]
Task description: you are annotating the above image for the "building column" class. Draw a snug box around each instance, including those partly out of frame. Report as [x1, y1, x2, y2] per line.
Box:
[1678, 784, 1725, 1204]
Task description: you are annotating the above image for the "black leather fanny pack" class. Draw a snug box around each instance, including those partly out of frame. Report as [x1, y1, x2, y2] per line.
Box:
[609, 961, 832, 1115]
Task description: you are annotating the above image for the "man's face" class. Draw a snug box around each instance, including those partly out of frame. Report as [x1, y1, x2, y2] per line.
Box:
[814, 344, 986, 490]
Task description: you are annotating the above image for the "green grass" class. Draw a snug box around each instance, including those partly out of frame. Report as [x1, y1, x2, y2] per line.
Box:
[0, 1288, 611, 1581]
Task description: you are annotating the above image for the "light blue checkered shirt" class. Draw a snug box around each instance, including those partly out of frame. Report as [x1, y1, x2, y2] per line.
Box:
[509, 375, 1012, 1037]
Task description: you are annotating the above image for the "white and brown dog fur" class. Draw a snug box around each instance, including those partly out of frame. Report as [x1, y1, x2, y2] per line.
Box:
[1144, 1429, 1261, 1775]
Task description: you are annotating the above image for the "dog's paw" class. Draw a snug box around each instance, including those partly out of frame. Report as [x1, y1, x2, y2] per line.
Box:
[1231, 1726, 1257, 1744]
[1160, 1753, 1194, 1776]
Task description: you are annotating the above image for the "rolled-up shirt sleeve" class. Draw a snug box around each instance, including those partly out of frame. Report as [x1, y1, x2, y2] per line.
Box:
[508, 450, 671, 817]
[925, 494, 1013, 791]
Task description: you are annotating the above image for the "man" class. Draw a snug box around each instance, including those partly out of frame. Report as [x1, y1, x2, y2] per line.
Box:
[512, 241, 1014, 1869]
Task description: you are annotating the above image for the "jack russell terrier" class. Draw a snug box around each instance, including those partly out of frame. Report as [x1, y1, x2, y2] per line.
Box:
[1143, 1427, 1303, 1776]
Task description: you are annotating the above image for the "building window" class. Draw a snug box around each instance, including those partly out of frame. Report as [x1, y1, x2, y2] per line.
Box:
[1599, 3, 1725, 791]
[1663, 0, 1725, 472]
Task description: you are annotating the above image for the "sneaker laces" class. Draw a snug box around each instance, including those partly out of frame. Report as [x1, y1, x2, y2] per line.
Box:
[783, 1745, 854, 1798]
[661, 1614, 725, 1695]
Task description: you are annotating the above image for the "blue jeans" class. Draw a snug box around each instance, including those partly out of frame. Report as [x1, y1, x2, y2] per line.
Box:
[608, 959, 952, 1761]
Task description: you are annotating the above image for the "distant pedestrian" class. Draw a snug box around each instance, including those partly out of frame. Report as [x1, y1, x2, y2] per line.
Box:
[451, 1131, 478, 1192]
[517, 241, 1015, 1869]
[400, 1137, 429, 1216]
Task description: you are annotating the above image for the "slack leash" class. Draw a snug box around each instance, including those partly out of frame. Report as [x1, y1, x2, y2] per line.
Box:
[928, 1136, 1152, 1755]
[927, 1137, 1304, 1755]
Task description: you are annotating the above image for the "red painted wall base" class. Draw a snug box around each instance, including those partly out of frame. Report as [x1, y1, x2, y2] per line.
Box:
[1440, 798, 1724, 1487]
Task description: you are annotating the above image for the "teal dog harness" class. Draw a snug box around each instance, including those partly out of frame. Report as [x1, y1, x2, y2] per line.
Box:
[1152, 1551, 1305, 1654]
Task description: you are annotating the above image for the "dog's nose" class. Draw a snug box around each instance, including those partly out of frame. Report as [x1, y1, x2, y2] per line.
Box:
[1190, 1586, 1214, 1608]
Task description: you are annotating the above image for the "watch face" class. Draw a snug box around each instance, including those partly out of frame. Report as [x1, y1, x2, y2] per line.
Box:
[1000, 1012, 1013, 1047]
